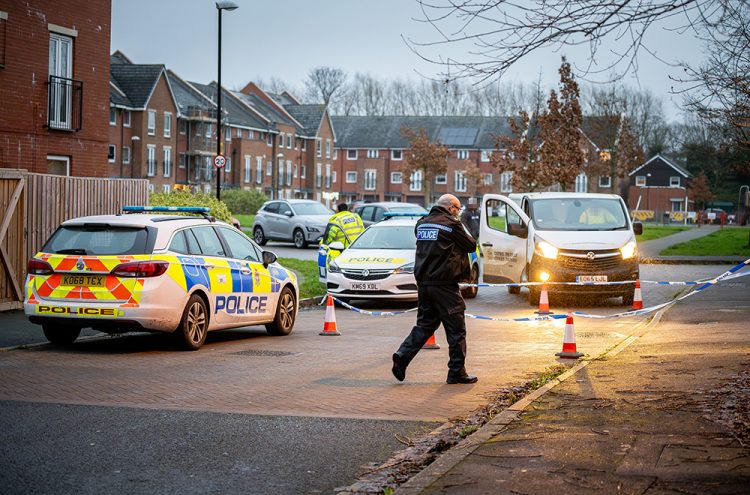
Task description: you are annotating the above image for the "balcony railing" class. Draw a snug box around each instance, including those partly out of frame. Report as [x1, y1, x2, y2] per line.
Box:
[47, 75, 83, 131]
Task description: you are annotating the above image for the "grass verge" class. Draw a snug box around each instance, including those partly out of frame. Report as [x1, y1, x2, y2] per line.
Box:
[661, 227, 750, 256]
[277, 257, 326, 300]
[234, 214, 255, 229]
[638, 224, 689, 242]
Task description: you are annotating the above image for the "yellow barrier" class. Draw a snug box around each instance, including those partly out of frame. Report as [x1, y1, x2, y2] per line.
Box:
[631, 210, 655, 221]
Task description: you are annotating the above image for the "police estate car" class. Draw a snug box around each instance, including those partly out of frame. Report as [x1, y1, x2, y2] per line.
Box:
[24, 206, 298, 350]
[321, 214, 479, 302]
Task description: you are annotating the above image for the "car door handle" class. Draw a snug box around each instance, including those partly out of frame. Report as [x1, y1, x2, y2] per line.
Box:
[240, 268, 252, 275]
[482, 242, 493, 247]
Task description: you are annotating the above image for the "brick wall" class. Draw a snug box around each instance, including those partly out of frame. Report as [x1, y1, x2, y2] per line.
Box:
[0, 0, 111, 176]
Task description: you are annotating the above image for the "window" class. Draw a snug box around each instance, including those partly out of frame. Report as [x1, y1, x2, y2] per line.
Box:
[326, 139, 331, 158]
[325, 164, 331, 188]
[225, 126, 231, 141]
[671, 200, 684, 212]
[287, 134, 292, 149]
[204, 157, 212, 181]
[316, 163, 322, 187]
[169, 231, 189, 255]
[266, 160, 272, 176]
[162, 184, 171, 193]
[196, 123, 202, 137]
[147, 110, 156, 136]
[0, 11, 7, 67]
[163, 147, 171, 178]
[366, 149, 378, 158]
[277, 159, 284, 188]
[455, 171, 467, 192]
[256, 156, 263, 184]
[46, 155, 70, 176]
[109, 108, 116, 126]
[300, 164, 306, 179]
[178, 152, 185, 169]
[410, 171, 423, 191]
[346, 171, 357, 183]
[219, 228, 261, 263]
[332, 170, 337, 183]
[191, 226, 226, 257]
[48, 33, 73, 130]
[575, 173, 588, 193]
[669, 176, 681, 187]
[333, 148, 337, 159]
[163, 112, 172, 138]
[122, 146, 131, 164]
[635, 175, 646, 187]
[391, 150, 403, 160]
[364, 169, 376, 190]
[347, 149, 357, 160]
[244, 155, 251, 183]
[500, 172, 513, 193]
[248, 130, 254, 140]
[237, 128, 243, 138]
[147, 145, 156, 176]
[316, 138, 322, 157]
[293, 164, 298, 178]
[225, 156, 231, 173]
[483, 173, 493, 185]
[205, 123, 212, 138]
[123, 110, 131, 128]
[108, 145, 116, 163]
[286, 160, 292, 186]
[599, 176, 612, 188]
[278, 134, 284, 147]
[266, 133, 273, 146]
[391, 172, 402, 184]
[179, 120, 186, 135]
[435, 173, 447, 185]
[301, 140, 306, 151]
[485, 199, 521, 235]
[457, 150, 469, 160]
[480, 150, 491, 162]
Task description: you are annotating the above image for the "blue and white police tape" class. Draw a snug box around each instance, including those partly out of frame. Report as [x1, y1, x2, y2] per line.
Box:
[327, 295, 419, 316]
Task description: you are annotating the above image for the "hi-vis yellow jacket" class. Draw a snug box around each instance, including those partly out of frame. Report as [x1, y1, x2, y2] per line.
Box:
[323, 211, 364, 247]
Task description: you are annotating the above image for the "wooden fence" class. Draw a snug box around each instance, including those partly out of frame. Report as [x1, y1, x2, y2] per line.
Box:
[0, 169, 149, 311]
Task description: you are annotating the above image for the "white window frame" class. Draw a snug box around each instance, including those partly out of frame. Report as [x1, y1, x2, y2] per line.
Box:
[122, 146, 131, 165]
[287, 134, 293, 149]
[326, 139, 331, 158]
[178, 152, 186, 169]
[256, 156, 263, 184]
[147, 110, 156, 136]
[244, 155, 251, 183]
[300, 164, 306, 179]
[391, 149, 403, 161]
[457, 150, 469, 160]
[225, 126, 232, 141]
[278, 134, 284, 147]
[108, 144, 116, 163]
[325, 163, 331, 188]
[635, 175, 646, 187]
[366, 149, 378, 159]
[346, 171, 357, 184]
[205, 123, 212, 138]
[46, 155, 70, 176]
[333, 148, 338, 160]
[123, 110, 131, 128]
[575, 173, 588, 193]
[332, 170, 337, 183]
[316, 138, 322, 158]
[435, 173, 447, 185]
[301, 140, 306, 151]
[163, 112, 172, 138]
[347, 149, 357, 160]
[266, 133, 273, 146]
[669, 176, 681, 187]
[286, 159, 292, 186]
[266, 160, 272, 176]
[500, 171, 513, 193]
[109, 108, 116, 126]
[237, 128, 243, 139]
[391, 172, 402, 184]
[163, 146, 172, 178]
[410, 171, 423, 191]
[455, 170, 467, 192]
[480, 150, 491, 162]
[316, 163, 323, 187]
[364, 169, 377, 190]
[225, 156, 231, 173]
[599, 176, 612, 188]
[147, 145, 156, 177]
[483, 173, 493, 185]
[48, 33, 73, 130]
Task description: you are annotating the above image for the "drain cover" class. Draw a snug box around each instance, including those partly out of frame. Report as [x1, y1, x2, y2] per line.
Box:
[231, 349, 298, 357]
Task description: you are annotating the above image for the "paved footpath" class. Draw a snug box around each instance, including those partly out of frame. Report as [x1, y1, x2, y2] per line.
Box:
[398, 265, 750, 493]
[638, 225, 720, 258]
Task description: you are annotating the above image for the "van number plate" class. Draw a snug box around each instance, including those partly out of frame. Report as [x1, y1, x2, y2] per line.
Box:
[62, 275, 105, 287]
[350, 282, 380, 290]
[576, 275, 607, 283]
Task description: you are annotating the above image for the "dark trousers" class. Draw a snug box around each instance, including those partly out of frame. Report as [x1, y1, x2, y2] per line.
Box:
[395, 284, 468, 379]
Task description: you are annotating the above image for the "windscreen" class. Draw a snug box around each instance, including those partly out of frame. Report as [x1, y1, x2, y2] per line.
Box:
[349, 226, 417, 250]
[43, 226, 151, 255]
[291, 203, 332, 216]
[530, 198, 628, 231]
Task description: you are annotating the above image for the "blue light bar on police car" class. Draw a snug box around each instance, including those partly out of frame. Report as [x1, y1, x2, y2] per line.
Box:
[382, 212, 429, 218]
[123, 206, 210, 213]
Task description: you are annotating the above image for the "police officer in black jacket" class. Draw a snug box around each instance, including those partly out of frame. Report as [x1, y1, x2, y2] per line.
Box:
[392, 194, 479, 384]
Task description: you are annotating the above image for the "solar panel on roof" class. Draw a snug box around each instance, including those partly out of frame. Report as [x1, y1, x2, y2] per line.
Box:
[438, 127, 478, 146]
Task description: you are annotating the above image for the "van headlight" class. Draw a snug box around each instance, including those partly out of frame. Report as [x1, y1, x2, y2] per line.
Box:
[620, 241, 637, 260]
[535, 240, 558, 259]
[393, 262, 414, 275]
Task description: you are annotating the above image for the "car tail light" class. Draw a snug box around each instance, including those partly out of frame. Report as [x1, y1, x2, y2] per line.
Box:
[111, 261, 168, 278]
[28, 258, 54, 275]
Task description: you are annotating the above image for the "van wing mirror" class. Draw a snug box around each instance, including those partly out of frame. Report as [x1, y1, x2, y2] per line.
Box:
[508, 223, 528, 239]
[262, 251, 277, 267]
[633, 222, 643, 236]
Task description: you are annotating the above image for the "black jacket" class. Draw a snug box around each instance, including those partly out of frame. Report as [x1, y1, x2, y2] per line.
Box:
[414, 205, 478, 285]
[460, 208, 481, 239]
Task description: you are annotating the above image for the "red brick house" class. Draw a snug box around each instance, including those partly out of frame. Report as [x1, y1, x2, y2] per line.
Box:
[0, 0, 111, 176]
[628, 154, 693, 220]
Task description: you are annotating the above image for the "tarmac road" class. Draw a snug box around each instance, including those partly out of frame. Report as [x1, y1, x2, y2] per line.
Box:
[0, 264, 740, 494]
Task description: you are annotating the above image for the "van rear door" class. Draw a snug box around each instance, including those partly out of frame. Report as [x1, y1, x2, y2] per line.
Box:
[480, 194, 530, 284]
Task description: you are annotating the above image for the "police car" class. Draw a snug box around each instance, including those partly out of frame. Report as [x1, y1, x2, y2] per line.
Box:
[24, 206, 299, 350]
[321, 213, 480, 301]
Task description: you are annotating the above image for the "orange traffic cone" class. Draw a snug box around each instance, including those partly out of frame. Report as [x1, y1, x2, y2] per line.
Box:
[555, 313, 584, 359]
[632, 279, 643, 310]
[423, 333, 440, 349]
[320, 294, 341, 336]
[535, 284, 553, 315]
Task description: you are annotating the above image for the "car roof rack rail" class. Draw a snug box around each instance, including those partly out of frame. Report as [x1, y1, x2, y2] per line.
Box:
[122, 205, 215, 222]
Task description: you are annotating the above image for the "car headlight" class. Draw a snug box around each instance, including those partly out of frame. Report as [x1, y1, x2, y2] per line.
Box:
[306, 226, 321, 233]
[393, 262, 414, 275]
[328, 260, 341, 273]
[535, 240, 558, 259]
[620, 240, 637, 260]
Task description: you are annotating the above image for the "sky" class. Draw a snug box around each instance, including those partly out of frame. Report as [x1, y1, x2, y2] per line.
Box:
[110, 0, 707, 120]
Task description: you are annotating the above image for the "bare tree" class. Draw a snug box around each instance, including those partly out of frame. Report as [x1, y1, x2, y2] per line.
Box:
[304, 67, 347, 107]
[400, 126, 449, 205]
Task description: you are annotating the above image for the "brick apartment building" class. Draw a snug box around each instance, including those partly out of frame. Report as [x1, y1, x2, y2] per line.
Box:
[0, 0, 111, 176]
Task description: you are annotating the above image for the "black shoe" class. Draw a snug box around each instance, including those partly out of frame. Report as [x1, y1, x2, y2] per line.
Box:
[392, 353, 407, 382]
[446, 374, 478, 384]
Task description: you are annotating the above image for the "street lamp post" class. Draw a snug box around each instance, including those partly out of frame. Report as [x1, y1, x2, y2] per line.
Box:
[215, 1, 238, 201]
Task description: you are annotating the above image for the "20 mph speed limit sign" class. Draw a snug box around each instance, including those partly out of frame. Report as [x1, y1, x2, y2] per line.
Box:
[213, 155, 226, 168]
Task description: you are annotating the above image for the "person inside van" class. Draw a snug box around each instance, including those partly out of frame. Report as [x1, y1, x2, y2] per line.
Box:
[579, 205, 618, 225]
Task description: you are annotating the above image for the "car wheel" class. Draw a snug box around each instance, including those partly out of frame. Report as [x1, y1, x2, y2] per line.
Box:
[177, 294, 208, 350]
[529, 287, 541, 306]
[253, 226, 267, 246]
[510, 266, 527, 294]
[266, 286, 296, 336]
[293, 228, 307, 249]
[461, 265, 479, 299]
[42, 324, 81, 345]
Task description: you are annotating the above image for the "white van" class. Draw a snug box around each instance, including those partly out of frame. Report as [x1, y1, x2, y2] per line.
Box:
[479, 192, 642, 305]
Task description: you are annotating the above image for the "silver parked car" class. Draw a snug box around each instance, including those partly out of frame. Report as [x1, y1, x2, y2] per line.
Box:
[253, 199, 333, 248]
[355, 202, 427, 227]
